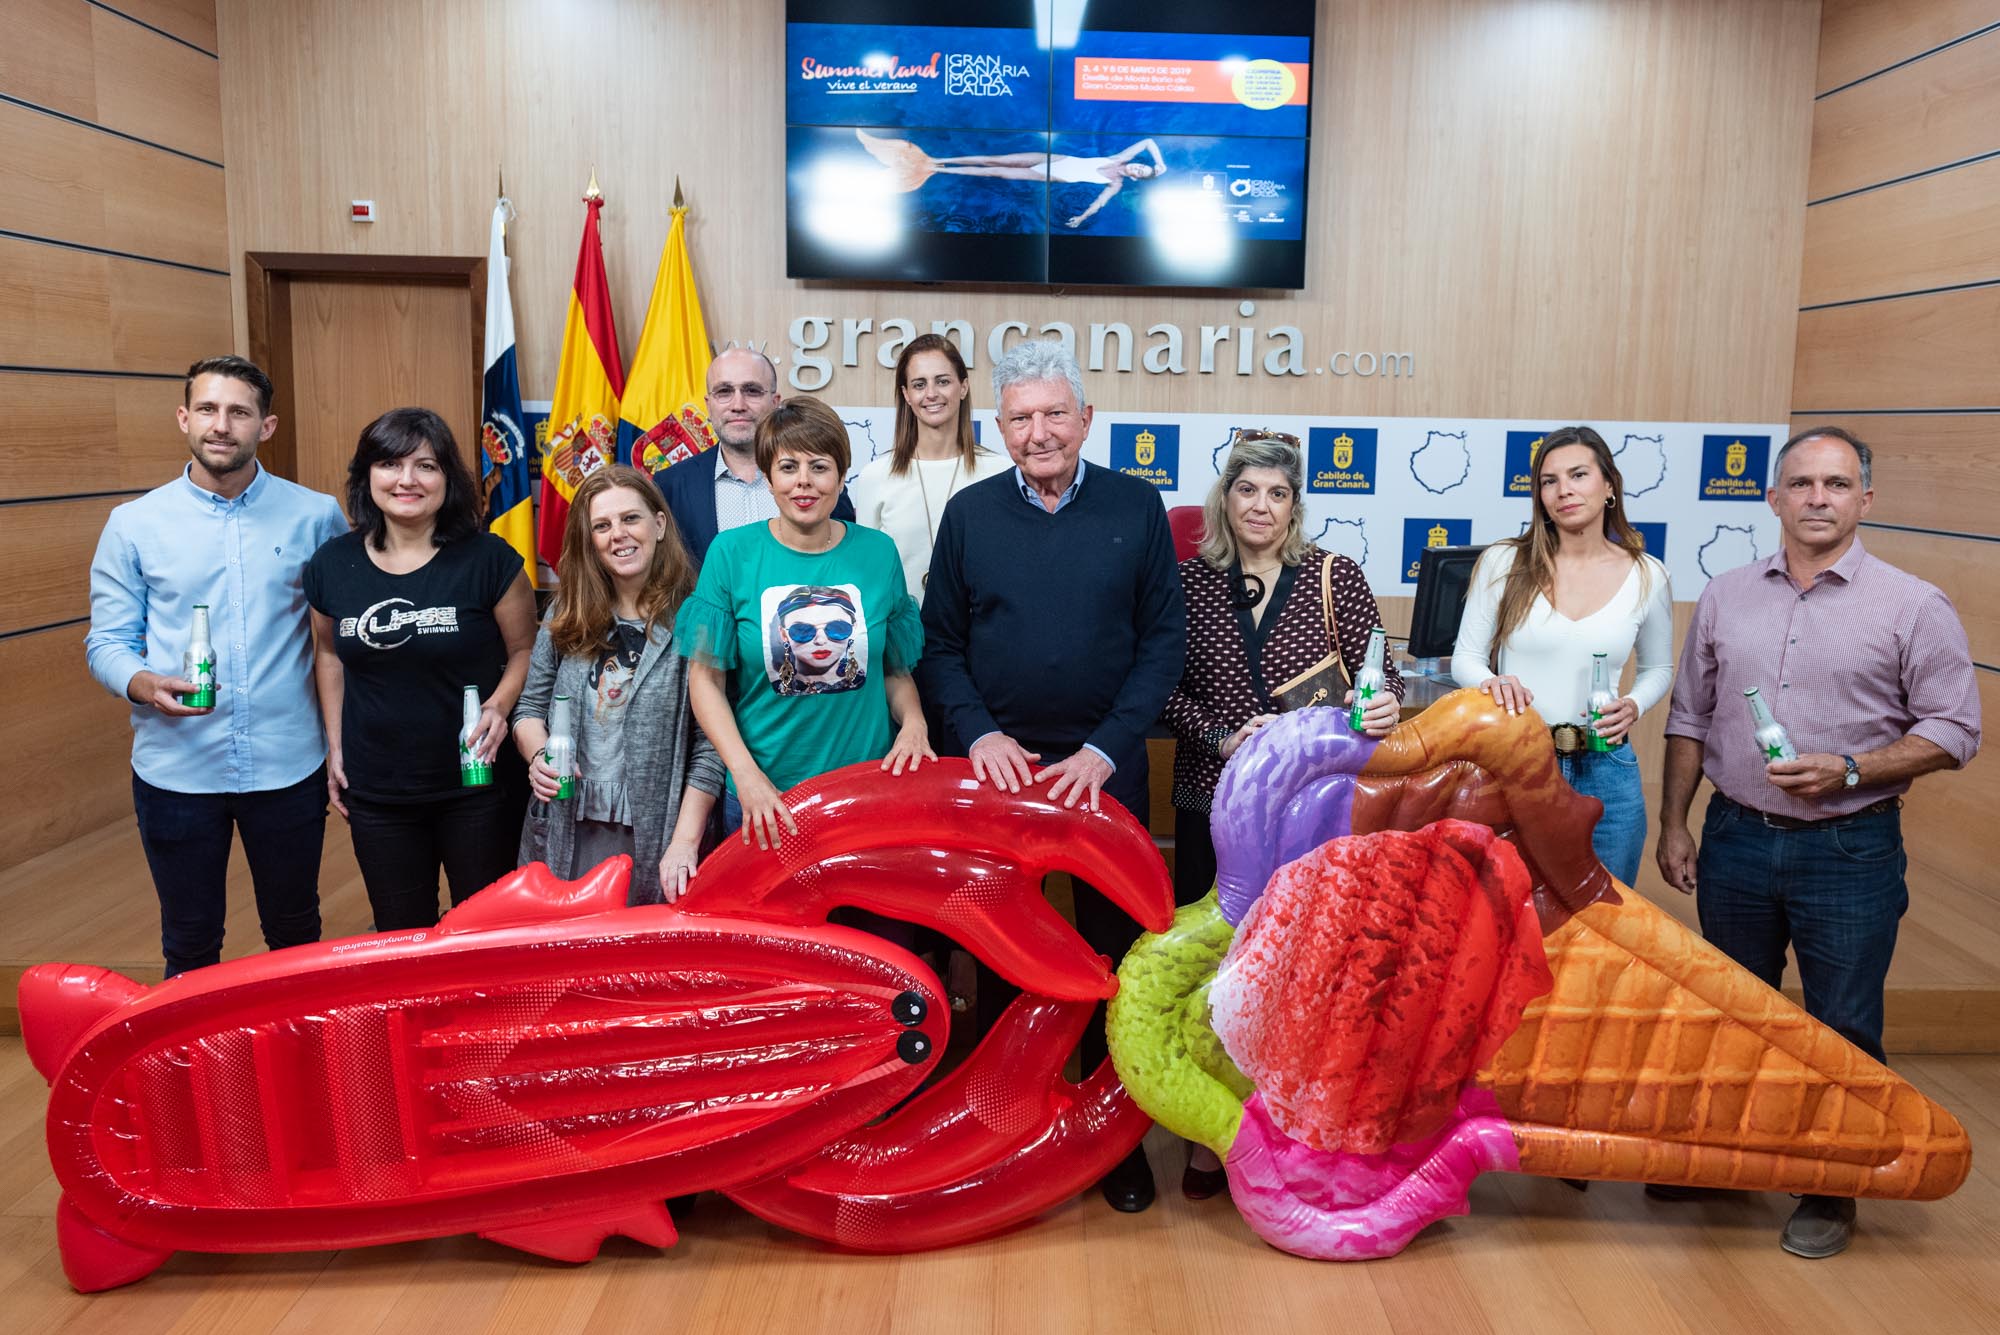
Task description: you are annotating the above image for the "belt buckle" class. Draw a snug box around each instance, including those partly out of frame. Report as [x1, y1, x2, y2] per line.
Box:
[1550, 723, 1585, 755]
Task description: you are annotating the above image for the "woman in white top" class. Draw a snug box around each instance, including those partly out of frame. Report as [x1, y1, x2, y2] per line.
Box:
[1452, 426, 1672, 884]
[849, 332, 1010, 604]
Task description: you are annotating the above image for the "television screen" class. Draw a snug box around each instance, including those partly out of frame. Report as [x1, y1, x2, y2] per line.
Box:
[785, 0, 1316, 288]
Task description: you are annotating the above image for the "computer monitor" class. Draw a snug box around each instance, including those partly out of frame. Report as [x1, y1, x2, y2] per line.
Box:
[1406, 544, 1487, 661]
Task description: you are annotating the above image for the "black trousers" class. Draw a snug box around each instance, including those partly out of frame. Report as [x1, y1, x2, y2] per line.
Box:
[1172, 804, 1218, 908]
[132, 766, 328, 977]
[968, 747, 1157, 1074]
[346, 786, 515, 931]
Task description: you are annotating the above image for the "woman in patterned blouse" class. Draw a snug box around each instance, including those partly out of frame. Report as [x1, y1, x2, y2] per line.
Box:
[1160, 435, 1404, 1197]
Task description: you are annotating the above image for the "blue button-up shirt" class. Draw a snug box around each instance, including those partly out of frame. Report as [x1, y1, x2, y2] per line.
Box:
[1014, 458, 1086, 513]
[715, 445, 778, 533]
[86, 463, 350, 793]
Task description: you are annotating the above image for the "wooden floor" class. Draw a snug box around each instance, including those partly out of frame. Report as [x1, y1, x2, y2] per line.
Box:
[2, 1036, 1996, 1334]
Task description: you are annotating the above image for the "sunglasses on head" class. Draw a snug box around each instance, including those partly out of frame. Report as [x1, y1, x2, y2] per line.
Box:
[1231, 428, 1303, 450]
[786, 619, 853, 644]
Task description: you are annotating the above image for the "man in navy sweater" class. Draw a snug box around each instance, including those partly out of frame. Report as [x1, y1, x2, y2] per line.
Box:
[920, 339, 1185, 1213]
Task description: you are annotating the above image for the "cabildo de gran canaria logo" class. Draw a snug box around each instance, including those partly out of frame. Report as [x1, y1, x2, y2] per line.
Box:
[1111, 423, 1180, 489]
[1699, 434, 1770, 500]
[1307, 427, 1377, 493]
[1503, 430, 1552, 497]
[1401, 517, 1472, 582]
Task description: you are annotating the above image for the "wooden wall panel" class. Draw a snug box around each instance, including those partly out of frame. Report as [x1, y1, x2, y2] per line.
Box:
[108, 257, 233, 368]
[0, 496, 120, 636]
[0, 375, 187, 498]
[0, 100, 230, 271]
[0, 238, 231, 371]
[0, 238, 113, 368]
[1792, 286, 2000, 410]
[1816, 0, 2000, 94]
[1856, 527, 2000, 664]
[89, 3, 223, 161]
[1808, 30, 2000, 201]
[215, 0, 1820, 425]
[109, 0, 219, 52]
[1899, 672, 2000, 895]
[1789, 414, 2000, 537]
[0, 626, 134, 871]
[0, 0, 228, 869]
[1799, 155, 2000, 306]
[0, 0, 96, 119]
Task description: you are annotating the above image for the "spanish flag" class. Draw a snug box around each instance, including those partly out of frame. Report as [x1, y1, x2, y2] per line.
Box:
[619, 186, 716, 474]
[480, 197, 534, 580]
[536, 187, 626, 566]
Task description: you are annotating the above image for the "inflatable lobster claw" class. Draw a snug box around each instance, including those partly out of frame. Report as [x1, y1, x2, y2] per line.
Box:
[23, 760, 1172, 1290]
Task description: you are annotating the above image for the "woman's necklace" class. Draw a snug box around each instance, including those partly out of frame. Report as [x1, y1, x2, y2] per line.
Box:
[1229, 554, 1283, 610]
[916, 454, 962, 589]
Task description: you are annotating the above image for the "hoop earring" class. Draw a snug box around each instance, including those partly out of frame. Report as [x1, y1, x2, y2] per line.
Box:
[1605, 494, 1615, 507]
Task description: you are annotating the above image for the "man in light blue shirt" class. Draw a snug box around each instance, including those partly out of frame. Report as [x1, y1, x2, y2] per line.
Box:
[86, 356, 350, 976]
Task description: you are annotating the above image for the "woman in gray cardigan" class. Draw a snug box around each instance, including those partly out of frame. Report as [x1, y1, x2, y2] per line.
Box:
[512, 466, 724, 902]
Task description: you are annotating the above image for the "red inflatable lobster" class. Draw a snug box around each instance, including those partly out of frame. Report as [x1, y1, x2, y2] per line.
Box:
[24, 761, 1173, 1291]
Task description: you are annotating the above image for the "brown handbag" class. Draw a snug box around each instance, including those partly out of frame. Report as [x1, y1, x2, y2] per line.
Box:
[1271, 554, 1351, 712]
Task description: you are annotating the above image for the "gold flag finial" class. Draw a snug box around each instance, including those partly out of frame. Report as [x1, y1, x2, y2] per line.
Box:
[583, 169, 603, 202]
[673, 176, 685, 209]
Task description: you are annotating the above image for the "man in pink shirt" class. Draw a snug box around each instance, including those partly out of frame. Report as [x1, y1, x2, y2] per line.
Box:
[1656, 427, 1981, 1259]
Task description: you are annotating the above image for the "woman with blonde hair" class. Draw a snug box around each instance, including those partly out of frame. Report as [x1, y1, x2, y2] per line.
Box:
[512, 464, 723, 901]
[850, 332, 1010, 604]
[1160, 431, 1404, 1198]
[1452, 425, 1672, 884]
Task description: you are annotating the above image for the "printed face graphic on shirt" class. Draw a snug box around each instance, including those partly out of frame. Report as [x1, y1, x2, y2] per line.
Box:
[763, 584, 867, 697]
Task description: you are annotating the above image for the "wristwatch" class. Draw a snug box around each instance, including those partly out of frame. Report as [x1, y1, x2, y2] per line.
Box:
[1842, 754, 1860, 788]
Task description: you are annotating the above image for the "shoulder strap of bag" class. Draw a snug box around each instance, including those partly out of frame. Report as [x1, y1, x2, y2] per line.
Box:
[1318, 552, 1346, 678]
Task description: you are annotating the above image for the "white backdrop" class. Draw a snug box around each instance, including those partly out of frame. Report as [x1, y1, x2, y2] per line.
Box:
[834, 408, 1788, 599]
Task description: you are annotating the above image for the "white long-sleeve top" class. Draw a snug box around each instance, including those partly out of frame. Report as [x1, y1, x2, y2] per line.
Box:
[1451, 543, 1674, 728]
[850, 448, 1013, 602]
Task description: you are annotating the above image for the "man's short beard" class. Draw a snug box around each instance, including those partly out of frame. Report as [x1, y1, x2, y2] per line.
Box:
[195, 440, 255, 475]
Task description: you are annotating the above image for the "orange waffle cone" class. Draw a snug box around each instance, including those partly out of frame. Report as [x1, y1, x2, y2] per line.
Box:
[1474, 886, 1969, 1200]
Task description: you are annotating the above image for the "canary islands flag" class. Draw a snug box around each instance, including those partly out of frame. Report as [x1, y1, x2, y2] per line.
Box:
[481, 198, 534, 580]
[536, 192, 626, 565]
[619, 197, 716, 473]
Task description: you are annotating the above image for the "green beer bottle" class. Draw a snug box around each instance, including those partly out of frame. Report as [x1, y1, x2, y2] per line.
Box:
[180, 604, 217, 709]
[459, 685, 494, 787]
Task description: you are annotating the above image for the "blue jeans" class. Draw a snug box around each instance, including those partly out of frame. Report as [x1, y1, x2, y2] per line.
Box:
[131, 766, 328, 978]
[1695, 795, 1907, 1063]
[1557, 745, 1646, 886]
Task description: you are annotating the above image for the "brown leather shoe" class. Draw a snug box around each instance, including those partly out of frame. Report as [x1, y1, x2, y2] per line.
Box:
[1781, 1195, 1856, 1258]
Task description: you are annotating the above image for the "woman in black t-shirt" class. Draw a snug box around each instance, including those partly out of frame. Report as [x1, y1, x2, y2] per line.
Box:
[305, 408, 537, 929]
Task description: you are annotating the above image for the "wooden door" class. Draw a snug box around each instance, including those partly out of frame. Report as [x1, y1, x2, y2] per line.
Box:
[244, 254, 485, 503]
